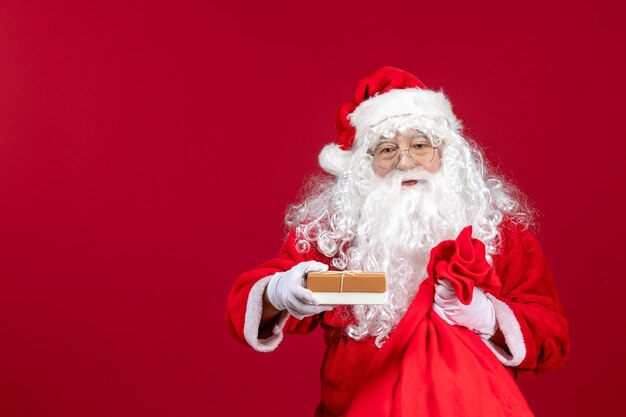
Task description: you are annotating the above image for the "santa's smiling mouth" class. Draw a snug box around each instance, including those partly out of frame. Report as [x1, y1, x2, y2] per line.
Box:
[401, 179, 425, 187]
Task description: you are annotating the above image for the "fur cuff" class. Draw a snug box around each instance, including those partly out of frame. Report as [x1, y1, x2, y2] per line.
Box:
[483, 294, 526, 367]
[243, 276, 290, 352]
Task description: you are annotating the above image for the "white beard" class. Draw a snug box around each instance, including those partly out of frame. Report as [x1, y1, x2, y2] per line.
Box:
[345, 168, 468, 347]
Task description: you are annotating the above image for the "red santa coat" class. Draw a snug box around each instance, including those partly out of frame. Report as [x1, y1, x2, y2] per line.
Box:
[225, 220, 570, 417]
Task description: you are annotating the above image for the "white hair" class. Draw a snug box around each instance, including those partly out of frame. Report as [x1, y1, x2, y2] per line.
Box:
[286, 119, 533, 347]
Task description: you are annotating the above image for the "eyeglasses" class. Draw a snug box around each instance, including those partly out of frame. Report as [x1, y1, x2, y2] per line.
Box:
[368, 132, 438, 170]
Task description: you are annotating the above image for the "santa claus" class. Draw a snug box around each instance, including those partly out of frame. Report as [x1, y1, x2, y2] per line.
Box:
[225, 67, 569, 417]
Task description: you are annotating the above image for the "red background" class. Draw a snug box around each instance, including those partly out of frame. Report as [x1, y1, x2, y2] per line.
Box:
[0, 1, 624, 416]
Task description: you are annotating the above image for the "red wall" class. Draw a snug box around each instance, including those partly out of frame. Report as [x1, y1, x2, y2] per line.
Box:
[0, 1, 624, 416]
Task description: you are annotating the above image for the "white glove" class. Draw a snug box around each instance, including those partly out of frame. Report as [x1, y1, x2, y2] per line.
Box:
[431, 279, 498, 339]
[266, 261, 333, 320]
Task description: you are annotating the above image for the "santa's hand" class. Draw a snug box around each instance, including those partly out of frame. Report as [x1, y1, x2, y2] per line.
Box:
[431, 279, 498, 339]
[266, 261, 333, 320]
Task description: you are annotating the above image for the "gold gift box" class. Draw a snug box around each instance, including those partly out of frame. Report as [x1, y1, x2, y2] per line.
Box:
[306, 271, 387, 305]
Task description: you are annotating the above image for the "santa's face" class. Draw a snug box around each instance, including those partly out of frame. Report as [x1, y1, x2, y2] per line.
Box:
[370, 129, 442, 179]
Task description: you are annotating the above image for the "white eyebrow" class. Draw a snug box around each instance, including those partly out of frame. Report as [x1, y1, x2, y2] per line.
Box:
[374, 140, 398, 147]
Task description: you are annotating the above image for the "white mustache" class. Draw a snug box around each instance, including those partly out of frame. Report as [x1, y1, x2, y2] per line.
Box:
[383, 169, 435, 187]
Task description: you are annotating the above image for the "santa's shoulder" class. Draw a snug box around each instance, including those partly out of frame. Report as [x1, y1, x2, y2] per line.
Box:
[495, 217, 546, 258]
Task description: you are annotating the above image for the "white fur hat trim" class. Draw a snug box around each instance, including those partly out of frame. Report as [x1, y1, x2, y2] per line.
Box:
[349, 88, 460, 148]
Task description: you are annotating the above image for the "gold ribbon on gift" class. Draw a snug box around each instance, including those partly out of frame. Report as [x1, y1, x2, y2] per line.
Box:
[339, 271, 357, 293]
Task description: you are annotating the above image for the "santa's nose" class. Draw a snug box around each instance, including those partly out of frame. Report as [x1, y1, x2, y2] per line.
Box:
[395, 151, 417, 171]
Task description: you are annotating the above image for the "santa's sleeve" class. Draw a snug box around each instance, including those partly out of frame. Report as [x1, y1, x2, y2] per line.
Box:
[483, 221, 570, 374]
[224, 231, 322, 352]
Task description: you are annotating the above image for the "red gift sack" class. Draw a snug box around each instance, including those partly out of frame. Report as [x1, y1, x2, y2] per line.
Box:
[346, 227, 533, 417]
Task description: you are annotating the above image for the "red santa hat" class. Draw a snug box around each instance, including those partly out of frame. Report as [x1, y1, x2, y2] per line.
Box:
[319, 67, 461, 175]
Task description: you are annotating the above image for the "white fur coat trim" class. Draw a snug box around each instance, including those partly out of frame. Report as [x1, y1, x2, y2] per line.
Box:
[483, 294, 527, 367]
[244, 276, 290, 352]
